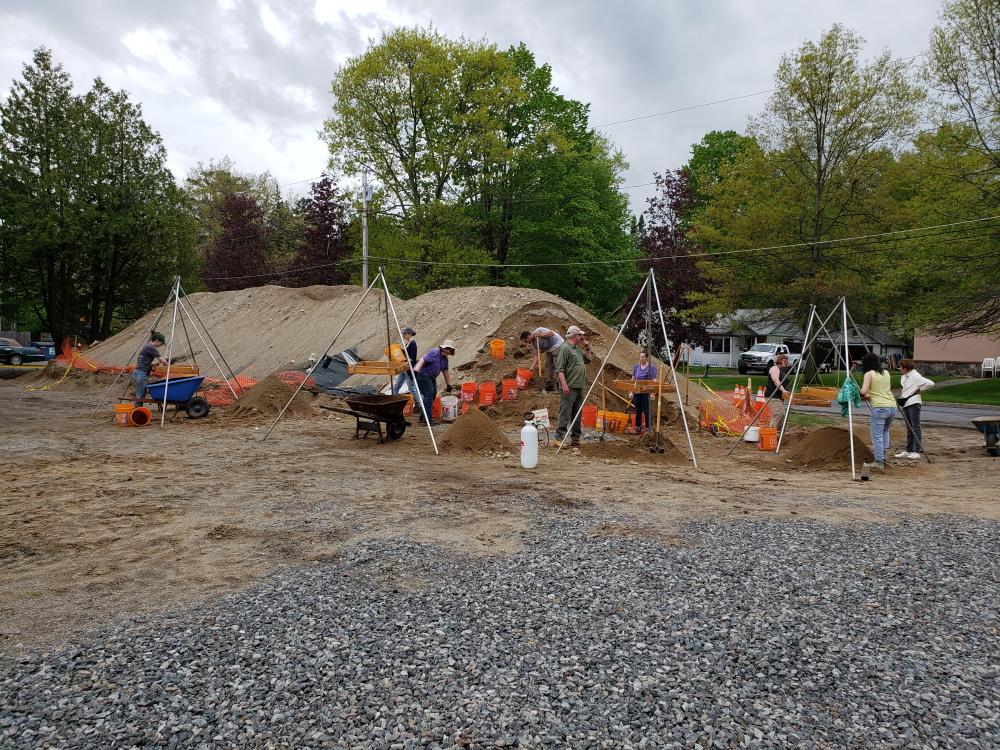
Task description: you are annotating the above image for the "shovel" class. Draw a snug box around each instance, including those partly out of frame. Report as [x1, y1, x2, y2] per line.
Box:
[536, 339, 546, 395]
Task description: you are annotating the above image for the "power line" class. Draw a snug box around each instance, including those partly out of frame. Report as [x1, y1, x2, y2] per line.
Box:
[197, 215, 1000, 281]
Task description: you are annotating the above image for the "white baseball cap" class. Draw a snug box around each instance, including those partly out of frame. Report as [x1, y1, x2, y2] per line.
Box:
[440, 339, 456, 353]
[566, 325, 585, 337]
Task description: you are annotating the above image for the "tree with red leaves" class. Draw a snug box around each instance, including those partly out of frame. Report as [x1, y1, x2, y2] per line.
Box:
[201, 194, 272, 292]
[285, 175, 351, 287]
[622, 168, 711, 356]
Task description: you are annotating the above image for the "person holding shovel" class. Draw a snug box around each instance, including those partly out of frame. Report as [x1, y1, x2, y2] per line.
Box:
[412, 339, 456, 426]
[520, 327, 564, 391]
[553, 325, 592, 447]
[132, 331, 168, 406]
[629, 350, 657, 434]
[896, 358, 934, 460]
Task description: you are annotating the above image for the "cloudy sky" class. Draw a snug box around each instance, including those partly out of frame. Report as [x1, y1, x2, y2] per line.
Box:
[1, 0, 942, 213]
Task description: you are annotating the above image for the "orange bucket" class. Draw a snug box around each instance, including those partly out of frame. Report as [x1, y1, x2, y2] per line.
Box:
[581, 404, 598, 428]
[759, 427, 778, 451]
[128, 406, 153, 427]
[490, 339, 506, 359]
[461, 402, 470, 415]
[460, 382, 478, 403]
[402, 394, 414, 416]
[479, 382, 497, 406]
[432, 395, 442, 419]
[501, 379, 518, 401]
[384, 343, 406, 362]
[113, 403, 134, 426]
[515, 368, 532, 389]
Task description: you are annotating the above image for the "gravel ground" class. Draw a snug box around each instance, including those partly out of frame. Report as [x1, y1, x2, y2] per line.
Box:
[3, 514, 999, 749]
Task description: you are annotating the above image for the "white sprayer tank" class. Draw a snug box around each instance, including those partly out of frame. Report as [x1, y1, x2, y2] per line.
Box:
[520, 419, 538, 469]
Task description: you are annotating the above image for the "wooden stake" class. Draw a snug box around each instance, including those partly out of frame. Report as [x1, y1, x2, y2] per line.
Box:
[651, 364, 664, 452]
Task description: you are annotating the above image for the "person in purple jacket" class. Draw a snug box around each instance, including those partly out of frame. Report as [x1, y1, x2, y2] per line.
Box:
[412, 339, 456, 425]
[629, 350, 657, 434]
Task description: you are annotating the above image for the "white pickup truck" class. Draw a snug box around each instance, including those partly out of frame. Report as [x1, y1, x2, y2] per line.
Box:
[736, 343, 800, 374]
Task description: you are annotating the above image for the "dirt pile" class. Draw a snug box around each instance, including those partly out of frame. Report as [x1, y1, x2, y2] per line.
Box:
[781, 426, 874, 470]
[485, 391, 563, 423]
[438, 407, 513, 454]
[226, 373, 314, 420]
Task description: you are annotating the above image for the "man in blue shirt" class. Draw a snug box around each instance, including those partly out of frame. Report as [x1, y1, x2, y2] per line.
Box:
[412, 339, 456, 425]
[133, 331, 168, 406]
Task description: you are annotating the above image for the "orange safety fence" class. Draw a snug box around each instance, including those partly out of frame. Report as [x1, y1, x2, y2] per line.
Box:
[697, 382, 778, 437]
[49, 339, 315, 407]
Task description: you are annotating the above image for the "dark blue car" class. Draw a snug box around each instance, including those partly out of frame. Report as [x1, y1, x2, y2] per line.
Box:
[0, 337, 46, 365]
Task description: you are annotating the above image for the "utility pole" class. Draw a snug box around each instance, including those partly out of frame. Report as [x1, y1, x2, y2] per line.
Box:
[361, 169, 369, 288]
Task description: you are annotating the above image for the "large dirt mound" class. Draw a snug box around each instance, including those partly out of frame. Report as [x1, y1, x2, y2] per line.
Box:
[577, 432, 687, 464]
[438, 407, 513, 454]
[781, 426, 874, 470]
[226, 373, 314, 420]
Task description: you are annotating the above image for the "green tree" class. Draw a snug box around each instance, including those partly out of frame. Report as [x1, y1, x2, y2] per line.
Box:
[686, 130, 756, 210]
[692, 25, 923, 326]
[0, 48, 82, 343]
[920, 0, 1000, 332]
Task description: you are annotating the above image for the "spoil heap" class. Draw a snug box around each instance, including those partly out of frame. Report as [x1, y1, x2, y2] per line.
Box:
[226, 374, 314, 420]
[438, 407, 513, 454]
[781, 426, 874, 470]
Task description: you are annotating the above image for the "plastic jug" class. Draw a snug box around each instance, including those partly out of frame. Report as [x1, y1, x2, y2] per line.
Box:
[520, 418, 538, 469]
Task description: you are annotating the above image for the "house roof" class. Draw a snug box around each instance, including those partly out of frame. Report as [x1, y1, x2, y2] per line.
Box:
[707, 309, 907, 347]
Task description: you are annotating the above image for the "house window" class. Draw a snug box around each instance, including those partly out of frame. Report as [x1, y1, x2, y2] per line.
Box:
[708, 337, 731, 353]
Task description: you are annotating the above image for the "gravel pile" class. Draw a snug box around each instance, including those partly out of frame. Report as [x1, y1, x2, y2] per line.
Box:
[3, 516, 999, 749]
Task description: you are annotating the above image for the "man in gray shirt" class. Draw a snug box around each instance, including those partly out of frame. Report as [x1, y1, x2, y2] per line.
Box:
[133, 331, 168, 406]
[520, 327, 564, 391]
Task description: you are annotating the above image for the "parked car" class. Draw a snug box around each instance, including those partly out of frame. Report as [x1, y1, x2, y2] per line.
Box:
[0, 337, 46, 365]
[737, 343, 799, 374]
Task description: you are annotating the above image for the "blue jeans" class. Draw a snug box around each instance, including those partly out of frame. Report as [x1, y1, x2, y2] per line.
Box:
[415, 372, 437, 421]
[392, 371, 413, 395]
[870, 407, 895, 462]
[132, 370, 149, 407]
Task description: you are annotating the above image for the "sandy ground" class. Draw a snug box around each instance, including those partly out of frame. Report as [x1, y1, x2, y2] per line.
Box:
[1, 378, 996, 656]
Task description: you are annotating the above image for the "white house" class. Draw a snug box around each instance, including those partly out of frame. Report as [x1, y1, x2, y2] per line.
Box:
[683, 309, 907, 369]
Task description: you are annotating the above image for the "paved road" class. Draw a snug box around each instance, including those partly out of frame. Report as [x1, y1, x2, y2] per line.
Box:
[793, 401, 1000, 427]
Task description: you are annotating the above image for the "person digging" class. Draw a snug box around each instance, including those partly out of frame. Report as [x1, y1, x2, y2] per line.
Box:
[132, 331, 168, 407]
[412, 339, 456, 426]
[553, 325, 593, 448]
[520, 327, 564, 391]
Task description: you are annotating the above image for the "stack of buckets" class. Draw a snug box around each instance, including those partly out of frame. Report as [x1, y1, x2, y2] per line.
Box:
[113, 404, 153, 427]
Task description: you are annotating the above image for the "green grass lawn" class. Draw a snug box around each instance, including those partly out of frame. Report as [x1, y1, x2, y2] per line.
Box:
[922, 379, 1000, 406]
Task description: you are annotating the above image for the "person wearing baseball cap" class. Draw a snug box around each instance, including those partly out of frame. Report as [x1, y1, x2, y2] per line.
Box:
[412, 338, 456, 425]
[391, 325, 419, 395]
[553, 325, 593, 447]
[132, 331, 168, 406]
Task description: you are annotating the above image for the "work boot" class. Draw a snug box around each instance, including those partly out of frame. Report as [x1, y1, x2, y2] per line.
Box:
[570, 439, 581, 447]
[872, 461, 886, 471]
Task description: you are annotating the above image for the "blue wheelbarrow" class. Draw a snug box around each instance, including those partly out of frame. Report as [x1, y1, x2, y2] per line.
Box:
[971, 416, 1000, 457]
[142, 375, 211, 419]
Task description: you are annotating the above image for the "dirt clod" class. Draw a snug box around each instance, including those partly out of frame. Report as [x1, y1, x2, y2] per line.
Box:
[781, 425, 874, 470]
[226, 373, 314, 420]
[438, 407, 513, 454]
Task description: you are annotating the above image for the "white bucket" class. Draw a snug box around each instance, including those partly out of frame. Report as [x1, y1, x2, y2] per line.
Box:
[440, 394, 459, 422]
[744, 425, 761, 442]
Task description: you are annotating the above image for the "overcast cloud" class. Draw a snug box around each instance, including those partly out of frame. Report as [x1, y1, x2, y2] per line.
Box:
[0, 0, 942, 213]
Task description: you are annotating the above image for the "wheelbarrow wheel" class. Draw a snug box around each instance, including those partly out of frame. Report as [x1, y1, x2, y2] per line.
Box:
[185, 396, 210, 419]
[387, 421, 406, 440]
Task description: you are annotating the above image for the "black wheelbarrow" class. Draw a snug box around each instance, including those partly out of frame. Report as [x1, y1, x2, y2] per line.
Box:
[971, 416, 1000, 457]
[319, 394, 411, 443]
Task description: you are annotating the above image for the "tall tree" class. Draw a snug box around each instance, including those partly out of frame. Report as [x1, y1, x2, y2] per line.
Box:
[622, 170, 711, 353]
[286, 175, 351, 286]
[0, 48, 81, 344]
[920, 0, 1000, 332]
[201, 194, 272, 292]
[693, 25, 923, 325]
